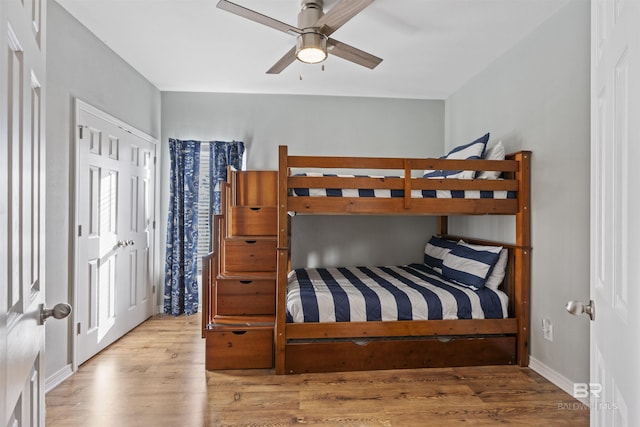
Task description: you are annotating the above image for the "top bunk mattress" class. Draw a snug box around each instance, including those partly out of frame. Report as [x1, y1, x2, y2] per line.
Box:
[286, 263, 509, 323]
[291, 173, 516, 200]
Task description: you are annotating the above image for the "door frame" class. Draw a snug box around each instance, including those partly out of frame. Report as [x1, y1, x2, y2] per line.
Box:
[72, 99, 160, 370]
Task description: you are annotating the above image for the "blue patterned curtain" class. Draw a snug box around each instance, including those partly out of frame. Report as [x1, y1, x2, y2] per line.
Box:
[211, 141, 245, 214]
[164, 139, 201, 316]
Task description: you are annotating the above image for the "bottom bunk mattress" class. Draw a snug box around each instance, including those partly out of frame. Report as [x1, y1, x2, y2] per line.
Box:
[286, 263, 509, 323]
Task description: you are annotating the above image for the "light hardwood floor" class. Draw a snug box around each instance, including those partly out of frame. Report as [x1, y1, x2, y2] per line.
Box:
[46, 314, 589, 426]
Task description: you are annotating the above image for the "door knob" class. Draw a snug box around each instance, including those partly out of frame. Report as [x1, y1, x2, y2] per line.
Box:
[40, 303, 72, 325]
[565, 299, 595, 321]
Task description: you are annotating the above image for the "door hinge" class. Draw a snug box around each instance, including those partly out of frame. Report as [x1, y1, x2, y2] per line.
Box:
[77, 322, 82, 335]
[154, 156, 157, 165]
[78, 225, 82, 236]
[152, 285, 156, 294]
[153, 220, 156, 230]
[78, 125, 84, 139]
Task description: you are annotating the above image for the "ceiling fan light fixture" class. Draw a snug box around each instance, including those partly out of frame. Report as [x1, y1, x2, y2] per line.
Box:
[295, 31, 327, 64]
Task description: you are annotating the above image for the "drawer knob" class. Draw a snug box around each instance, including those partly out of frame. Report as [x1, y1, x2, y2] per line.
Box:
[245, 240, 257, 244]
[240, 280, 253, 284]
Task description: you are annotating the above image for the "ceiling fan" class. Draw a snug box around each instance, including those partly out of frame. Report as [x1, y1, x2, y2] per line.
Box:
[216, 0, 383, 74]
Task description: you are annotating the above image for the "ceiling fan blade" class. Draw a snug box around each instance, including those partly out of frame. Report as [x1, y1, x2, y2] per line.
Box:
[315, 0, 374, 37]
[266, 46, 297, 74]
[217, 0, 301, 35]
[326, 38, 382, 70]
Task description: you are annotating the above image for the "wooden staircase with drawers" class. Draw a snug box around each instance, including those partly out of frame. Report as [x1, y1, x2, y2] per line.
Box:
[202, 169, 278, 370]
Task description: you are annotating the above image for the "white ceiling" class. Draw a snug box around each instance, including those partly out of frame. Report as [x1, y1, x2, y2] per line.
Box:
[54, 0, 569, 100]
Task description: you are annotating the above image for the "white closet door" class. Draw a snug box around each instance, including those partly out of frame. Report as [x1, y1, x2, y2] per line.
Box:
[75, 100, 157, 366]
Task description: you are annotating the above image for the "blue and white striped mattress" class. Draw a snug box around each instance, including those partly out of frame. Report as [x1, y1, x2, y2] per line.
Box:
[291, 173, 515, 199]
[286, 263, 509, 323]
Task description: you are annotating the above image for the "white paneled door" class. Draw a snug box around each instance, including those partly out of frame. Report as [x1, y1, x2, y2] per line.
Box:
[1, 0, 47, 424]
[590, 0, 640, 425]
[75, 101, 157, 366]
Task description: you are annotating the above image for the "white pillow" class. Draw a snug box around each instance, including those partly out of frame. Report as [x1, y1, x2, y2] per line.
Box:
[459, 240, 507, 290]
[476, 140, 505, 180]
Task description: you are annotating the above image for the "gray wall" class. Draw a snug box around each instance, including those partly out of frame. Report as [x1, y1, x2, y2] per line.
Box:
[160, 92, 444, 288]
[45, 0, 161, 379]
[445, 0, 590, 383]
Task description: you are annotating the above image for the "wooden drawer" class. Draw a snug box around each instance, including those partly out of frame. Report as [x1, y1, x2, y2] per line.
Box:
[216, 279, 275, 315]
[234, 171, 277, 206]
[223, 238, 276, 272]
[284, 336, 516, 374]
[206, 325, 274, 370]
[227, 206, 276, 236]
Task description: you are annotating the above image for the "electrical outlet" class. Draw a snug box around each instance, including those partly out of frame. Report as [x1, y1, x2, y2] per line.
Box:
[542, 318, 553, 342]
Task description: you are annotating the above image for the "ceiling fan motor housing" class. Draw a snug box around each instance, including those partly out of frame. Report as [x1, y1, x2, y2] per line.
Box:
[298, 0, 324, 29]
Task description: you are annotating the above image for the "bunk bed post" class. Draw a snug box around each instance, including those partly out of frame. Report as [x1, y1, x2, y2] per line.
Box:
[228, 165, 237, 204]
[275, 146, 289, 374]
[437, 216, 449, 235]
[403, 159, 412, 210]
[201, 251, 212, 339]
[514, 151, 532, 367]
[203, 174, 227, 336]
[202, 207, 222, 338]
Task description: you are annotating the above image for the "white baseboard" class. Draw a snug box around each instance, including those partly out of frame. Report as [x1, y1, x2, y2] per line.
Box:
[45, 364, 74, 394]
[529, 356, 589, 406]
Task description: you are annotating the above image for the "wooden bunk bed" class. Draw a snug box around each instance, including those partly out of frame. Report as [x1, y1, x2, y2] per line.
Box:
[276, 145, 531, 375]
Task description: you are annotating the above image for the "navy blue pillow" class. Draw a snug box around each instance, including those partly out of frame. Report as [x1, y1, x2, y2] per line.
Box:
[423, 236, 457, 271]
[442, 244, 501, 290]
[423, 133, 490, 179]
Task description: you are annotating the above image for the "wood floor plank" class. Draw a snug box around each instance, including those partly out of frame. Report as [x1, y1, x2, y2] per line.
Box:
[46, 314, 589, 426]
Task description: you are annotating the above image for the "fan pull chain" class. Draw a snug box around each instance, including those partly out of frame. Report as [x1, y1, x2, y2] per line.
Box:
[299, 63, 324, 81]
